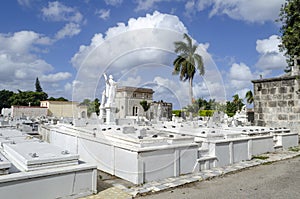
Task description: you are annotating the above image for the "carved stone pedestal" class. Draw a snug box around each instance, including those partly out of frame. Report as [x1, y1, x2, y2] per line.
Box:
[105, 107, 116, 125]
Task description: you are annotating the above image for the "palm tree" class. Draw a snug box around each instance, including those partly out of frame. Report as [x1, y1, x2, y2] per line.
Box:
[245, 90, 253, 104]
[173, 33, 205, 104]
[232, 94, 244, 111]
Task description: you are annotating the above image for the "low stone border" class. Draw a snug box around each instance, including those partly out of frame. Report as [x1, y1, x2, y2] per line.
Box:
[126, 147, 300, 197]
[82, 146, 300, 199]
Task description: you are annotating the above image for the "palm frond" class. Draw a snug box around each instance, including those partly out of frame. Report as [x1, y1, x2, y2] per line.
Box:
[180, 61, 188, 81]
[183, 33, 193, 49]
[187, 62, 196, 79]
[174, 41, 189, 54]
[245, 90, 253, 104]
[173, 57, 182, 74]
[194, 54, 205, 75]
[191, 44, 197, 54]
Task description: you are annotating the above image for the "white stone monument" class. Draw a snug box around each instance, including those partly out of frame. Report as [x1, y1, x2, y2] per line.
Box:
[233, 105, 248, 126]
[98, 73, 117, 125]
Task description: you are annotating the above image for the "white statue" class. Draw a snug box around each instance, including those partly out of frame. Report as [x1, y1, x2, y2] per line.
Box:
[103, 73, 110, 98]
[232, 105, 248, 126]
[100, 90, 106, 108]
[103, 73, 117, 107]
[108, 75, 116, 104]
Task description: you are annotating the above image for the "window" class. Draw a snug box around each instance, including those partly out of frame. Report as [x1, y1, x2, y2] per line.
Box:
[132, 106, 138, 116]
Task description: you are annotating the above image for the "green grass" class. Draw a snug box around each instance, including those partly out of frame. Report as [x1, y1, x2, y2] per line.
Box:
[288, 146, 300, 152]
[262, 162, 273, 165]
[252, 155, 269, 160]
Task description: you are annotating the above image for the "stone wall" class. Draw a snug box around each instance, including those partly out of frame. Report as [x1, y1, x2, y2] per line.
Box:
[11, 106, 48, 118]
[40, 101, 87, 118]
[252, 75, 300, 134]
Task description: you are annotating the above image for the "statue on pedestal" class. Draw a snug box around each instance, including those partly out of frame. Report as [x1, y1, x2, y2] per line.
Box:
[103, 73, 117, 107]
[99, 73, 117, 125]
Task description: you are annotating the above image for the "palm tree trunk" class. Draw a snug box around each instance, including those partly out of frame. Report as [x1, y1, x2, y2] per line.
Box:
[189, 77, 193, 104]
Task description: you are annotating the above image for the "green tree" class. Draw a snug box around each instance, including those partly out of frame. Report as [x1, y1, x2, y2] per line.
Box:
[9, 90, 48, 106]
[140, 100, 151, 117]
[80, 98, 100, 117]
[93, 98, 100, 116]
[245, 90, 254, 104]
[226, 94, 244, 116]
[35, 77, 43, 92]
[173, 33, 205, 104]
[232, 94, 244, 110]
[225, 101, 236, 117]
[48, 96, 68, 101]
[205, 99, 216, 110]
[184, 97, 221, 117]
[278, 0, 300, 72]
[0, 89, 14, 112]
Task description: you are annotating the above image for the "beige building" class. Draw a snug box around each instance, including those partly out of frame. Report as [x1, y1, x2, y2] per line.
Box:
[11, 106, 48, 119]
[115, 86, 173, 121]
[40, 101, 87, 118]
[115, 86, 154, 119]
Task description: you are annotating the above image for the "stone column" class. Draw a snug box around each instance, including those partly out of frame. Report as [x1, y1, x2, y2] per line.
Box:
[105, 107, 116, 125]
[98, 107, 105, 123]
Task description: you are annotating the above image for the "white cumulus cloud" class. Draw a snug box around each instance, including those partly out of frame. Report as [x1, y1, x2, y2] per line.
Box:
[229, 62, 253, 90]
[255, 35, 287, 70]
[71, 11, 226, 104]
[135, 0, 180, 12]
[0, 31, 51, 54]
[119, 76, 142, 87]
[41, 1, 83, 23]
[41, 1, 84, 41]
[104, 0, 123, 6]
[96, 9, 110, 20]
[229, 63, 253, 81]
[185, 0, 284, 23]
[71, 11, 190, 101]
[71, 11, 188, 71]
[0, 30, 71, 94]
[40, 72, 72, 82]
[55, 23, 81, 40]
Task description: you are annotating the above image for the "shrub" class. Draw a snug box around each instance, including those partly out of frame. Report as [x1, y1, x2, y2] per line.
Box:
[199, 110, 215, 117]
[172, 110, 182, 117]
[226, 112, 235, 117]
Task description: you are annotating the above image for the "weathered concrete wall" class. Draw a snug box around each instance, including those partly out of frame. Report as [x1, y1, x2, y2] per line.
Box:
[11, 106, 47, 118]
[252, 76, 300, 134]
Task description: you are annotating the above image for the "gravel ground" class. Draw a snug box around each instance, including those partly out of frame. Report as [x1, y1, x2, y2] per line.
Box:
[138, 155, 300, 199]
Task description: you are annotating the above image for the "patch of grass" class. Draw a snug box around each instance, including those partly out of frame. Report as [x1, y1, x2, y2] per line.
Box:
[288, 146, 300, 152]
[252, 155, 269, 160]
[262, 162, 273, 165]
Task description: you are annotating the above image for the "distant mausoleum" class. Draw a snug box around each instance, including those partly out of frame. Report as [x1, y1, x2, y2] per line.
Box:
[115, 86, 172, 121]
[252, 57, 300, 134]
[149, 101, 173, 120]
[40, 101, 87, 119]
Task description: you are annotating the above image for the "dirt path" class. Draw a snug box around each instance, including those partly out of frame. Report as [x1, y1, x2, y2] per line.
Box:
[138, 156, 300, 199]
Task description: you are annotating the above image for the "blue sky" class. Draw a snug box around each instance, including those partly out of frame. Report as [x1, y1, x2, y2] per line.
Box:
[0, 0, 287, 108]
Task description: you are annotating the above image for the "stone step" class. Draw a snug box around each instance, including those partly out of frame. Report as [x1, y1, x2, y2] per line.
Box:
[274, 145, 283, 151]
[197, 156, 217, 171]
[197, 156, 217, 162]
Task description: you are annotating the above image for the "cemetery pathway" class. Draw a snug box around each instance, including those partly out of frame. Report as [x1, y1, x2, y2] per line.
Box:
[139, 155, 300, 199]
